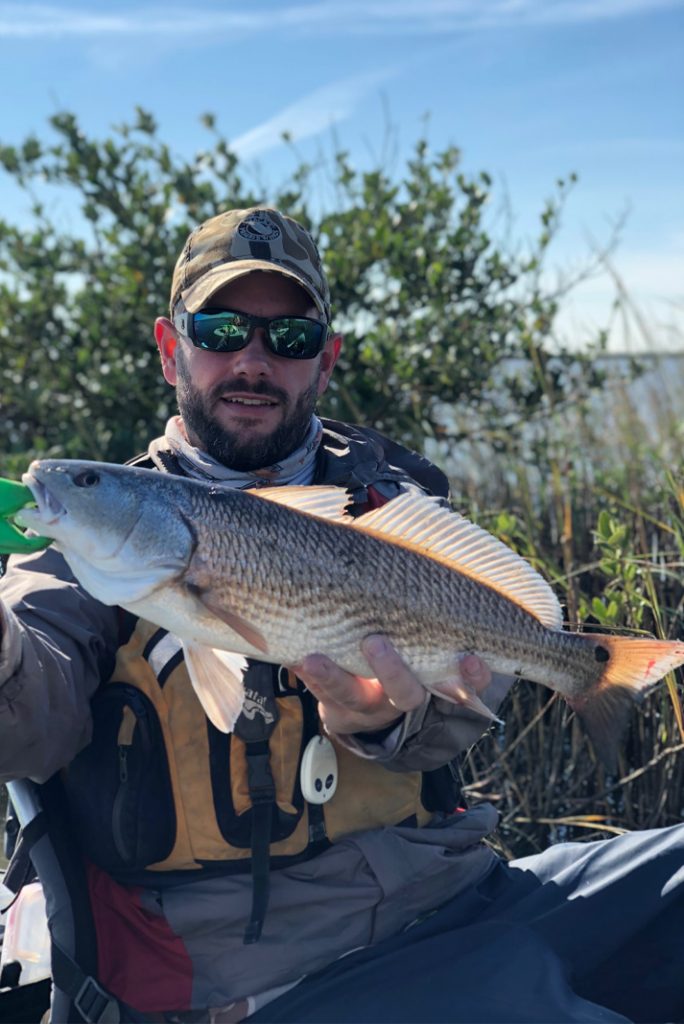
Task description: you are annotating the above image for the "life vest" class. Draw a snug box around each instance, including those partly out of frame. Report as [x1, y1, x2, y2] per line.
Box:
[60, 420, 457, 940]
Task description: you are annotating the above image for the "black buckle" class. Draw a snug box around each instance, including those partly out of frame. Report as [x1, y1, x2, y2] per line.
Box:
[246, 750, 276, 805]
[74, 975, 119, 1023]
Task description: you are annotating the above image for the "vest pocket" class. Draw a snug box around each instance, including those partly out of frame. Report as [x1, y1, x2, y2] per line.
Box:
[64, 683, 176, 872]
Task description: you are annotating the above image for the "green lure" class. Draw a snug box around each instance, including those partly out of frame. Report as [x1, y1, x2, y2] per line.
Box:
[0, 476, 52, 554]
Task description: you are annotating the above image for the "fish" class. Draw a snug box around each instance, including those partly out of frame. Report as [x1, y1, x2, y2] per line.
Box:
[17, 458, 684, 766]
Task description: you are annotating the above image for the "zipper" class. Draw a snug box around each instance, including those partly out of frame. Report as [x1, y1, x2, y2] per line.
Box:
[112, 702, 142, 864]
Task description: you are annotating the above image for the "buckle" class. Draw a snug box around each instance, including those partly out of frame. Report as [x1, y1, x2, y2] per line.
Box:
[246, 751, 276, 803]
[74, 975, 119, 1023]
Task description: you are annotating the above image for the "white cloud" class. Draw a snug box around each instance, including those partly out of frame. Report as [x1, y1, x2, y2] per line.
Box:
[229, 70, 396, 160]
[0, 0, 679, 39]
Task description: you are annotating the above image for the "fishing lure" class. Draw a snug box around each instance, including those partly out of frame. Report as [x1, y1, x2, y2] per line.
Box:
[0, 476, 51, 554]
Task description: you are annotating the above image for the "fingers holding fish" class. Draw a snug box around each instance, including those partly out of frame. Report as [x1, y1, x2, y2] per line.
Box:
[361, 634, 429, 713]
[455, 653, 492, 695]
[296, 656, 403, 735]
[299, 644, 496, 736]
[295, 638, 424, 735]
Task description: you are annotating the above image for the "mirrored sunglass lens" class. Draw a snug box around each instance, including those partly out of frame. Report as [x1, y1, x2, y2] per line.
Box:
[269, 318, 323, 357]
[193, 312, 249, 350]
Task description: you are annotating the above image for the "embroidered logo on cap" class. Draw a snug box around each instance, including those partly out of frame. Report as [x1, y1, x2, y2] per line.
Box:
[237, 211, 281, 243]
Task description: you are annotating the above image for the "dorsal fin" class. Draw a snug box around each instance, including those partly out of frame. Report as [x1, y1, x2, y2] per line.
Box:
[350, 491, 563, 629]
[248, 485, 352, 523]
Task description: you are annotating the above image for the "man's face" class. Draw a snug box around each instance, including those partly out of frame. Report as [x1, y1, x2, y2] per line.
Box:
[156, 272, 340, 471]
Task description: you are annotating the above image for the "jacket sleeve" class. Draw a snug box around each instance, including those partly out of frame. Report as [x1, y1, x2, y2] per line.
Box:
[333, 673, 515, 771]
[0, 547, 119, 784]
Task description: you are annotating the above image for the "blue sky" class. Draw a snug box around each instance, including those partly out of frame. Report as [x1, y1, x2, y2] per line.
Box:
[0, 0, 682, 351]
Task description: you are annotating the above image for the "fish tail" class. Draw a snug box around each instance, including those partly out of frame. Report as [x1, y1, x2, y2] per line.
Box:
[569, 634, 684, 770]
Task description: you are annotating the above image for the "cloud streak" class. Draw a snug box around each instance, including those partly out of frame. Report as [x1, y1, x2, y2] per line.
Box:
[0, 0, 679, 39]
[229, 70, 396, 160]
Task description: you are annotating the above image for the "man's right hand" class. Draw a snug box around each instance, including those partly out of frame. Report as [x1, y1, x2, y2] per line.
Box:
[294, 638, 492, 736]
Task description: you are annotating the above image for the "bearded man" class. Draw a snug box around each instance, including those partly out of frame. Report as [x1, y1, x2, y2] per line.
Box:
[1, 208, 682, 1024]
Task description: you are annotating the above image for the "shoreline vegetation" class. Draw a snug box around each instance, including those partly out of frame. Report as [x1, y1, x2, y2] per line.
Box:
[450, 349, 684, 856]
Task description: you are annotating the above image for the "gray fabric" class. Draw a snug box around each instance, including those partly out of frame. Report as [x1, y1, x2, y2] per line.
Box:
[0, 546, 118, 782]
[250, 823, 684, 1023]
[150, 807, 499, 1006]
[343, 671, 513, 770]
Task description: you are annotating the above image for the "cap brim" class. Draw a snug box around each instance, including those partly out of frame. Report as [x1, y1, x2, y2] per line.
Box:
[180, 260, 327, 320]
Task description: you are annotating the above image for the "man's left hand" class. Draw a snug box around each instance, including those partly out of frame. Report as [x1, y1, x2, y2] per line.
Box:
[294, 637, 492, 736]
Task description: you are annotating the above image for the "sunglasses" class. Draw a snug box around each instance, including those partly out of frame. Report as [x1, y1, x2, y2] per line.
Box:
[173, 308, 329, 360]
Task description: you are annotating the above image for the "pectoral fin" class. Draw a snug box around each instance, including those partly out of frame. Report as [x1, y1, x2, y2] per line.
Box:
[183, 641, 248, 733]
[426, 677, 502, 723]
[186, 582, 269, 654]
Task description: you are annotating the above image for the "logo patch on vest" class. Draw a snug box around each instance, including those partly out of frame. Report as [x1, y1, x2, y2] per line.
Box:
[242, 689, 276, 725]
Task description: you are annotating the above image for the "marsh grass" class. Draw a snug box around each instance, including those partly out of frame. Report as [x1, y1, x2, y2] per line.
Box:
[447, 348, 684, 857]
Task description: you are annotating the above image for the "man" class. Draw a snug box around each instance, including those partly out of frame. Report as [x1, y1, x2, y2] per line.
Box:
[1, 208, 682, 1024]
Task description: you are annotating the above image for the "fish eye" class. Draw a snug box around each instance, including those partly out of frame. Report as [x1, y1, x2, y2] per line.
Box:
[74, 470, 100, 488]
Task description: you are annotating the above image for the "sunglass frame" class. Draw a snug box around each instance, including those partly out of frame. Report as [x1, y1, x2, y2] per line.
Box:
[173, 308, 329, 360]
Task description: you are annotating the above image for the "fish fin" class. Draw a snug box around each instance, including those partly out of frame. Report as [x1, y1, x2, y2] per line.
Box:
[194, 594, 269, 655]
[569, 634, 684, 770]
[248, 485, 353, 523]
[352, 492, 563, 629]
[427, 678, 502, 723]
[183, 642, 247, 733]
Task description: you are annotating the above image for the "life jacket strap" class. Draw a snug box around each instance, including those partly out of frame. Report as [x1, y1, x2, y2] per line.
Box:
[51, 943, 120, 1023]
[3, 810, 45, 897]
[243, 741, 276, 944]
[233, 662, 281, 944]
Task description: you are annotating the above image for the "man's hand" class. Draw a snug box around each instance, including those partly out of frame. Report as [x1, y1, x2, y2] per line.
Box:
[294, 637, 492, 736]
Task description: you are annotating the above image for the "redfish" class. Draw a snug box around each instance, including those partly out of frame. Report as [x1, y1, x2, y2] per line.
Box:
[18, 459, 684, 765]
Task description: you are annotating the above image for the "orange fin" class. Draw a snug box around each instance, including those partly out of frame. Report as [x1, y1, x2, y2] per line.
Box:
[427, 677, 502, 723]
[183, 642, 247, 733]
[351, 491, 562, 629]
[570, 634, 684, 769]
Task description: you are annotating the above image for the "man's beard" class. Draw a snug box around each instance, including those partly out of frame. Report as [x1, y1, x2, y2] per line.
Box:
[175, 349, 320, 471]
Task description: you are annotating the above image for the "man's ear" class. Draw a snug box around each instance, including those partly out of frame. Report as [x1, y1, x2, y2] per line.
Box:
[318, 332, 343, 397]
[155, 317, 178, 386]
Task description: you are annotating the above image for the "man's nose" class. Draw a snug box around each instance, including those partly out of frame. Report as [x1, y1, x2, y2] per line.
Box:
[230, 328, 272, 373]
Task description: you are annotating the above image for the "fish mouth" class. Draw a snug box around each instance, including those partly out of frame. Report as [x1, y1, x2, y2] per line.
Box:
[21, 471, 67, 526]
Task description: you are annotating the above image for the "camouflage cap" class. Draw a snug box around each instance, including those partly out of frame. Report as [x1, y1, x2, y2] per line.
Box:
[170, 207, 331, 322]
